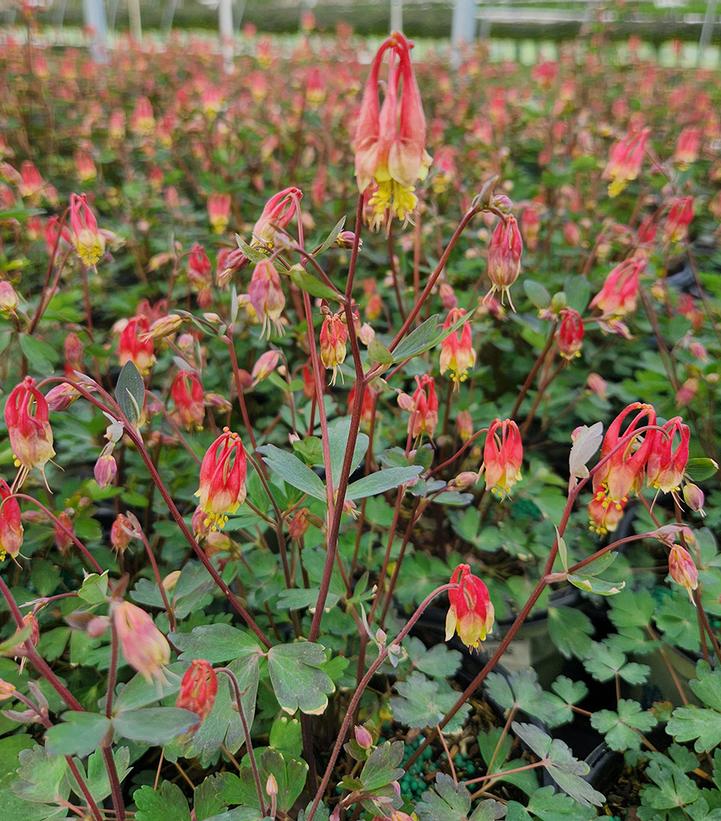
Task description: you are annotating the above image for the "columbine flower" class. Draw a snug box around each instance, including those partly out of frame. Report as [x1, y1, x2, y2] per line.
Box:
[445, 564, 494, 649]
[171, 371, 205, 431]
[251, 350, 280, 384]
[118, 315, 155, 375]
[320, 312, 348, 385]
[195, 429, 247, 531]
[113, 601, 170, 684]
[207, 193, 231, 234]
[354, 32, 431, 231]
[668, 544, 698, 598]
[603, 128, 650, 197]
[0, 281, 19, 316]
[187, 243, 212, 308]
[664, 196, 694, 245]
[130, 96, 155, 136]
[486, 215, 523, 309]
[556, 308, 584, 359]
[674, 127, 701, 167]
[590, 256, 645, 332]
[456, 409, 473, 442]
[407, 375, 438, 439]
[646, 417, 689, 494]
[176, 659, 218, 728]
[69, 193, 105, 267]
[348, 383, 377, 429]
[4, 377, 55, 478]
[248, 259, 286, 337]
[439, 308, 475, 383]
[483, 419, 523, 498]
[251, 187, 302, 248]
[0, 478, 23, 561]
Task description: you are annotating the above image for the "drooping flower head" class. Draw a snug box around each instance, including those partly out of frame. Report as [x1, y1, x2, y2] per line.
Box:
[674, 127, 701, 167]
[664, 196, 694, 245]
[439, 308, 476, 383]
[69, 193, 105, 267]
[176, 659, 218, 728]
[445, 564, 494, 649]
[486, 215, 523, 309]
[118, 315, 155, 375]
[646, 417, 689, 494]
[207, 193, 231, 234]
[668, 544, 698, 598]
[252, 187, 302, 248]
[319, 311, 348, 385]
[0, 281, 19, 316]
[195, 428, 247, 530]
[0, 478, 23, 561]
[592, 402, 656, 508]
[187, 243, 212, 308]
[171, 370, 205, 431]
[248, 259, 286, 337]
[407, 374, 438, 439]
[556, 308, 584, 359]
[590, 256, 646, 321]
[483, 419, 523, 498]
[112, 601, 170, 684]
[603, 128, 650, 197]
[4, 377, 55, 476]
[354, 32, 431, 231]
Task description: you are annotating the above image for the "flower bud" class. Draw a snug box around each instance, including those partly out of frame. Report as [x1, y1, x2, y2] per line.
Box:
[176, 659, 218, 727]
[54, 510, 75, 557]
[111, 513, 135, 553]
[556, 308, 584, 360]
[354, 725, 373, 749]
[265, 774, 278, 798]
[288, 508, 310, 541]
[147, 314, 183, 340]
[668, 544, 698, 596]
[0, 478, 23, 562]
[683, 483, 706, 516]
[0, 281, 19, 315]
[456, 410, 473, 442]
[94, 452, 117, 488]
[113, 601, 170, 683]
[336, 231, 361, 249]
[87, 616, 110, 638]
[0, 680, 16, 700]
[45, 383, 81, 412]
[451, 471, 479, 490]
[486, 215, 523, 309]
[251, 350, 280, 384]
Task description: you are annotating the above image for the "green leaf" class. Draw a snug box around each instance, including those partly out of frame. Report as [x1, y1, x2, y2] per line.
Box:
[639, 758, 700, 812]
[524, 280, 551, 309]
[551, 676, 588, 707]
[346, 466, 423, 501]
[404, 636, 462, 679]
[115, 361, 145, 424]
[45, 712, 111, 757]
[134, 781, 191, 821]
[609, 588, 654, 630]
[359, 740, 404, 791]
[548, 607, 594, 659]
[415, 772, 471, 819]
[583, 642, 650, 685]
[276, 587, 339, 611]
[12, 745, 70, 803]
[368, 338, 393, 366]
[171, 623, 262, 664]
[113, 664, 182, 712]
[685, 457, 719, 482]
[19, 335, 59, 374]
[269, 715, 303, 758]
[512, 722, 605, 808]
[328, 417, 369, 483]
[68, 746, 131, 803]
[485, 669, 570, 728]
[222, 749, 307, 814]
[77, 571, 109, 606]
[289, 266, 339, 301]
[564, 276, 591, 312]
[194, 773, 237, 821]
[513, 785, 596, 819]
[590, 699, 656, 751]
[391, 314, 443, 362]
[267, 642, 335, 715]
[258, 444, 326, 500]
[667, 662, 721, 753]
[114, 707, 198, 744]
[315, 215, 346, 255]
[391, 672, 471, 733]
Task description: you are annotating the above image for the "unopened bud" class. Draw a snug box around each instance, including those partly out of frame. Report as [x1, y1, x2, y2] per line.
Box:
[94, 452, 117, 488]
[147, 314, 183, 340]
[550, 291, 567, 313]
[0, 281, 19, 315]
[359, 322, 375, 345]
[265, 774, 278, 797]
[354, 725, 373, 749]
[163, 570, 181, 592]
[451, 471, 478, 490]
[87, 616, 110, 638]
[683, 483, 706, 516]
[336, 230, 362, 249]
[0, 679, 16, 700]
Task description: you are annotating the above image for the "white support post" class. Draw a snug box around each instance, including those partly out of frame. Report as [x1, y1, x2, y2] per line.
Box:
[698, 0, 718, 67]
[390, 0, 403, 32]
[219, 0, 234, 74]
[451, 0, 477, 67]
[82, 0, 108, 62]
[128, 0, 142, 42]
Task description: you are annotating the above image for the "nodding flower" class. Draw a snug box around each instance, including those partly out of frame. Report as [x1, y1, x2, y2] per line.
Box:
[439, 308, 476, 383]
[319, 312, 348, 385]
[646, 417, 689, 494]
[483, 419, 523, 498]
[171, 370, 205, 431]
[445, 564, 494, 650]
[556, 308, 584, 360]
[0, 478, 23, 562]
[118, 315, 155, 375]
[195, 429, 247, 531]
[674, 127, 701, 167]
[130, 96, 155, 136]
[176, 660, 218, 729]
[69, 193, 105, 267]
[4, 377, 55, 480]
[19, 161, 44, 199]
[187, 243, 213, 308]
[664, 196, 694, 245]
[668, 544, 698, 598]
[112, 601, 170, 684]
[486, 215, 523, 310]
[407, 374, 439, 439]
[248, 259, 286, 338]
[354, 32, 431, 231]
[603, 128, 650, 197]
[590, 256, 645, 325]
[252, 187, 302, 248]
[207, 193, 231, 234]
